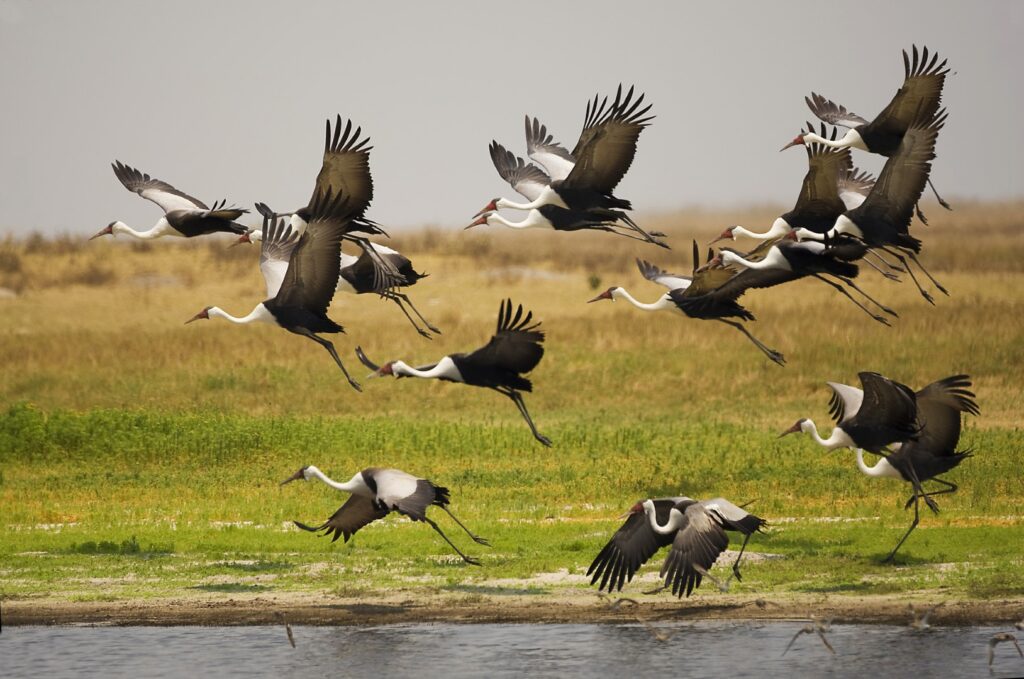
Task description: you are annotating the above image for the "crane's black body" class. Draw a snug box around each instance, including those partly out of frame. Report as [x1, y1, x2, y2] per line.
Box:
[356, 299, 551, 446]
[828, 372, 921, 454]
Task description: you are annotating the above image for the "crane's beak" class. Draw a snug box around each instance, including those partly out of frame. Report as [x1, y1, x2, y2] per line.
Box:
[587, 291, 612, 303]
[185, 309, 209, 324]
[780, 135, 804, 152]
[708, 229, 733, 247]
[473, 199, 499, 218]
[230, 233, 251, 248]
[279, 469, 306, 486]
[464, 214, 490, 230]
[778, 422, 802, 438]
[89, 225, 113, 240]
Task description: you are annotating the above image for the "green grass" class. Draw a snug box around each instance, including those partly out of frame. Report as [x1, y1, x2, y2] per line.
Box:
[2, 405, 1022, 602]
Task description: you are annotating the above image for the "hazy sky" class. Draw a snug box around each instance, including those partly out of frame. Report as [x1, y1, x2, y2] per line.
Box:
[1, 1, 1021, 236]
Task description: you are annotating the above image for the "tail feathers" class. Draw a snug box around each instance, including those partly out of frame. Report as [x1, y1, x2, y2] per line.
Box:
[431, 484, 451, 507]
[294, 520, 327, 533]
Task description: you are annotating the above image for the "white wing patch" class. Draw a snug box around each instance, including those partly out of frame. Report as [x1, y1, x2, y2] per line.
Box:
[373, 469, 421, 508]
[529, 149, 575, 182]
[827, 381, 865, 423]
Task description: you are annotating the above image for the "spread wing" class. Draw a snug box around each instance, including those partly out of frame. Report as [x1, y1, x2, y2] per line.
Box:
[805, 92, 869, 129]
[259, 214, 302, 298]
[111, 160, 209, 213]
[851, 110, 946, 235]
[836, 167, 876, 210]
[827, 381, 865, 425]
[636, 258, 692, 292]
[587, 498, 682, 592]
[488, 141, 551, 201]
[273, 188, 353, 312]
[294, 493, 389, 543]
[784, 122, 851, 225]
[870, 46, 949, 136]
[848, 371, 920, 444]
[461, 299, 545, 375]
[659, 501, 728, 598]
[912, 375, 979, 455]
[563, 84, 653, 194]
[309, 116, 374, 219]
[525, 115, 576, 180]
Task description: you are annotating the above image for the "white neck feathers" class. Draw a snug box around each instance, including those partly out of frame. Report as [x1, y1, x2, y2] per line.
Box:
[305, 466, 372, 496]
[854, 450, 903, 480]
[392, 356, 464, 381]
[208, 303, 275, 325]
[612, 288, 678, 313]
[113, 218, 175, 240]
[486, 210, 553, 231]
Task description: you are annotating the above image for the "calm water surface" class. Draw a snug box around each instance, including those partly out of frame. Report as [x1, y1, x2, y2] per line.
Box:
[2, 622, 1021, 678]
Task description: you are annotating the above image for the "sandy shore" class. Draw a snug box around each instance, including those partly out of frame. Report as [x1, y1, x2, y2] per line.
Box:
[7, 590, 1023, 627]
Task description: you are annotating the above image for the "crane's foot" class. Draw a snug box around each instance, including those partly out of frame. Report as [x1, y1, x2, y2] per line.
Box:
[426, 323, 443, 334]
[883, 271, 902, 281]
[472, 535, 491, 546]
[535, 433, 553, 447]
[903, 496, 916, 510]
[936, 283, 950, 297]
[768, 350, 786, 367]
[732, 564, 744, 582]
[924, 496, 940, 514]
[347, 378, 363, 392]
[872, 315, 892, 327]
[920, 290, 936, 305]
[915, 205, 930, 226]
[882, 306, 899, 318]
[463, 555, 483, 566]
[938, 197, 952, 211]
[650, 231, 667, 238]
[416, 328, 433, 340]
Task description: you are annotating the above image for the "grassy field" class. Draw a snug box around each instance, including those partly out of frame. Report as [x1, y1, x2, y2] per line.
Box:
[2, 202, 1023, 618]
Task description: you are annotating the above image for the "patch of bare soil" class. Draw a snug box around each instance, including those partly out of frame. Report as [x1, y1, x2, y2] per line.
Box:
[6, 587, 1023, 627]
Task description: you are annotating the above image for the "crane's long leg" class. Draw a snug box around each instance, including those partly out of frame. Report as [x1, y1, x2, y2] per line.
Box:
[295, 330, 361, 392]
[421, 516, 481, 565]
[883, 494, 920, 563]
[811, 274, 892, 325]
[860, 256, 902, 281]
[386, 291, 442, 335]
[594, 225, 670, 249]
[864, 249, 905, 274]
[381, 293, 432, 339]
[714, 319, 785, 366]
[724, 531, 756, 585]
[903, 478, 958, 509]
[436, 505, 490, 545]
[928, 177, 952, 211]
[693, 564, 728, 593]
[900, 248, 949, 296]
[875, 246, 936, 304]
[496, 387, 552, 447]
[832, 276, 900, 317]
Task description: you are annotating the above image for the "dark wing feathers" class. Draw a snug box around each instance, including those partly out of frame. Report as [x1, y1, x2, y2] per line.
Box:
[274, 188, 351, 312]
[461, 299, 545, 376]
[910, 375, 979, 456]
[294, 494, 388, 543]
[310, 116, 374, 218]
[563, 84, 653, 193]
[488, 141, 551, 201]
[659, 503, 729, 598]
[853, 109, 946, 235]
[111, 160, 209, 212]
[524, 115, 575, 179]
[587, 499, 678, 592]
[788, 122, 851, 221]
[805, 92, 869, 128]
[849, 372, 920, 448]
[871, 45, 949, 134]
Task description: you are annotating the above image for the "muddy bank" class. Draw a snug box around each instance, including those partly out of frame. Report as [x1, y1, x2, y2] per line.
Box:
[7, 590, 1023, 627]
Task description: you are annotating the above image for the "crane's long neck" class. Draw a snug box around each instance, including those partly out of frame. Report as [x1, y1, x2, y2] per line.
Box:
[732, 218, 792, 242]
[612, 288, 677, 312]
[643, 500, 683, 535]
[796, 213, 863, 243]
[485, 210, 553, 231]
[208, 303, 276, 325]
[854, 449, 903, 479]
[305, 466, 372, 495]
[722, 247, 790, 271]
[803, 129, 868, 152]
[112, 218, 174, 240]
[801, 419, 855, 451]
[496, 186, 567, 211]
[392, 356, 463, 381]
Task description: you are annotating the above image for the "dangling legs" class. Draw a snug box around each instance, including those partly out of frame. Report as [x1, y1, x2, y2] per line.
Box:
[928, 177, 952, 211]
[296, 329, 361, 392]
[437, 505, 490, 546]
[383, 293, 432, 339]
[421, 516, 481, 566]
[876, 246, 935, 304]
[833, 275, 900, 317]
[812, 274, 892, 325]
[496, 387, 552, 447]
[903, 478, 958, 509]
[388, 291, 442, 335]
[715, 319, 785, 366]
[884, 491, 920, 563]
[725, 531, 756, 584]
[901, 248, 948, 296]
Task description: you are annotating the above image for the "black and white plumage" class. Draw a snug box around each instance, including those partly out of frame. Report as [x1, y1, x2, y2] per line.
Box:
[588, 497, 766, 598]
[838, 375, 979, 562]
[472, 85, 666, 247]
[259, 116, 403, 295]
[355, 299, 551, 446]
[466, 141, 667, 247]
[783, 45, 952, 214]
[713, 235, 898, 325]
[794, 108, 949, 303]
[186, 190, 365, 391]
[715, 123, 875, 245]
[280, 465, 488, 565]
[781, 371, 920, 454]
[238, 211, 439, 338]
[588, 244, 786, 366]
[91, 161, 248, 240]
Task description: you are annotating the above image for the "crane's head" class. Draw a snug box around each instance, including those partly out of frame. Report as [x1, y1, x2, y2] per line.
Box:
[780, 134, 806, 152]
[709, 227, 736, 246]
[280, 466, 312, 486]
[778, 418, 810, 438]
[587, 286, 620, 303]
[89, 221, 119, 240]
[619, 501, 647, 519]
[783, 230, 800, 241]
[695, 254, 724, 273]
[464, 211, 495, 230]
[473, 199, 500, 218]
[231, 231, 254, 248]
[185, 306, 213, 324]
[373, 361, 396, 377]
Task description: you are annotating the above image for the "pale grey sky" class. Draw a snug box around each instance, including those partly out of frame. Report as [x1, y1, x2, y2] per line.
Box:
[1, 0, 1021, 236]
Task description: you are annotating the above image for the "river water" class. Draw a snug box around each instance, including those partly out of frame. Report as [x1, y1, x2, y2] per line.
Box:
[2, 622, 1021, 678]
